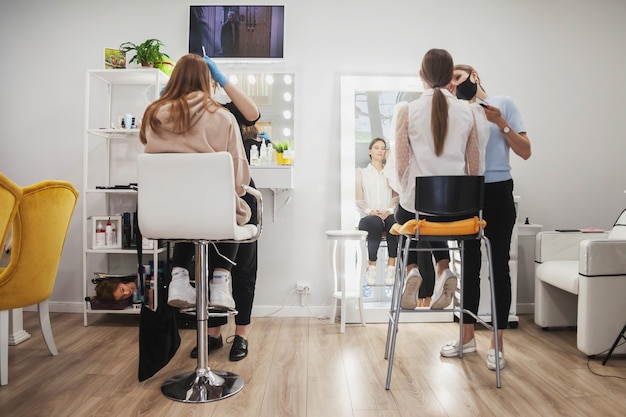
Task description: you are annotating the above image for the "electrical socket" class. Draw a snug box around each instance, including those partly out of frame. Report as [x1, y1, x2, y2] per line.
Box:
[296, 282, 311, 294]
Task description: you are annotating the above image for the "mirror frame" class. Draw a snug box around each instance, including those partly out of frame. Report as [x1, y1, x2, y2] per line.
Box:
[339, 75, 423, 229]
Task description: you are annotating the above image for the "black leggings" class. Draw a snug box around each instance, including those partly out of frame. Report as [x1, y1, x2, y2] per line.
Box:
[358, 214, 398, 261]
[462, 179, 516, 329]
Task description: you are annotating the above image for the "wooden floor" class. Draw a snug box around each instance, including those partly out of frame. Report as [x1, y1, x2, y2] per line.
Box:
[1, 312, 626, 417]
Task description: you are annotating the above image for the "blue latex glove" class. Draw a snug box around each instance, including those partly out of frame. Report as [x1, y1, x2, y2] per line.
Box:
[258, 131, 272, 143]
[202, 55, 228, 87]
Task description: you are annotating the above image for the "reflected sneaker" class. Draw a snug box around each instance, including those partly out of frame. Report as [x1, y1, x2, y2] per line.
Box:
[384, 266, 396, 286]
[486, 349, 506, 370]
[440, 338, 477, 357]
[209, 273, 235, 309]
[167, 267, 196, 308]
[365, 265, 377, 286]
[400, 268, 422, 310]
[431, 268, 457, 309]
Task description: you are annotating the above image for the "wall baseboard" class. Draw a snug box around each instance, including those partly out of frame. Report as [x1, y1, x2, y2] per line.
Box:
[516, 303, 534, 315]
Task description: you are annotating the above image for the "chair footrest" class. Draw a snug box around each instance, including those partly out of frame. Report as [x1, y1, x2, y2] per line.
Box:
[178, 306, 238, 317]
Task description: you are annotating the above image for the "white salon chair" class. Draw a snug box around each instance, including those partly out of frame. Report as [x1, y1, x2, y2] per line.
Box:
[534, 209, 626, 357]
[137, 152, 262, 403]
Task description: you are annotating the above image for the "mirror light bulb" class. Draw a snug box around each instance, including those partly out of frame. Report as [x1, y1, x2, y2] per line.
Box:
[265, 74, 274, 84]
[247, 74, 256, 84]
[229, 75, 239, 85]
[283, 75, 293, 85]
[283, 127, 291, 137]
[283, 110, 292, 120]
[283, 92, 292, 102]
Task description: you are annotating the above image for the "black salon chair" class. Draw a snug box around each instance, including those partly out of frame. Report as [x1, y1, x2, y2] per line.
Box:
[384, 175, 501, 389]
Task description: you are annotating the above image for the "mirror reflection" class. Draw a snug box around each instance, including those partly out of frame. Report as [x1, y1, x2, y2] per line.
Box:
[340, 75, 424, 310]
[215, 72, 294, 143]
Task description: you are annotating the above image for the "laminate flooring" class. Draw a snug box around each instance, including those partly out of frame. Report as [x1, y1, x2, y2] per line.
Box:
[1, 312, 625, 417]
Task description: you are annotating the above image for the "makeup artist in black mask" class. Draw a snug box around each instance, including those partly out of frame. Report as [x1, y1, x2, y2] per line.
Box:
[444, 64, 531, 371]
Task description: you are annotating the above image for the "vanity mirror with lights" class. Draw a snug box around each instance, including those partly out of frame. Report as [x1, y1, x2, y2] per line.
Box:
[339, 75, 453, 322]
[215, 72, 295, 219]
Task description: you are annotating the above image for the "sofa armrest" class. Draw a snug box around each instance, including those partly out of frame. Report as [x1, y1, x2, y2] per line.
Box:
[535, 231, 608, 262]
[580, 239, 626, 276]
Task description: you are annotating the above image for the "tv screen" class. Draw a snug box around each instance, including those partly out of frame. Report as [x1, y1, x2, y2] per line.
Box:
[189, 5, 285, 59]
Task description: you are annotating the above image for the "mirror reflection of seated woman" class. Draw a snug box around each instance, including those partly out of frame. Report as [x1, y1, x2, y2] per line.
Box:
[355, 138, 399, 287]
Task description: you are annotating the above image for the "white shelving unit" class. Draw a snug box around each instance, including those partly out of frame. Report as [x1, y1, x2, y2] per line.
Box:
[82, 69, 169, 326]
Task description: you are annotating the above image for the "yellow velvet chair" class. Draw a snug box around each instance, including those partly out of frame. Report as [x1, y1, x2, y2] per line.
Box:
[0, 172, 22, 250]
[0, 180, 78, 385]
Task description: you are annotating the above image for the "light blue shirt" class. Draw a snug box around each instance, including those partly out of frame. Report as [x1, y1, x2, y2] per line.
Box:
[483, 95, 525, 183]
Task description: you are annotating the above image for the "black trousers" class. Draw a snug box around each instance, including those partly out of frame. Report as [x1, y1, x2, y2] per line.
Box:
[462, 179, 516, 329]
[358, 214, 398, 261]
[210, 178, 259, 328]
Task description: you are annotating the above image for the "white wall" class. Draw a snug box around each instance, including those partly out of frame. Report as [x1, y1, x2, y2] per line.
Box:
[1, 0, 625, 313]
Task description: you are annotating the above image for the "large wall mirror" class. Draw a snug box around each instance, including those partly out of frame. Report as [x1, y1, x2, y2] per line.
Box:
[339, 75, 423, 230]
[215, 72, 294, 142]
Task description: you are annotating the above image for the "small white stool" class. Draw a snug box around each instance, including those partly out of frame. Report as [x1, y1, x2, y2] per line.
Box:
[325, 230, 368, 333]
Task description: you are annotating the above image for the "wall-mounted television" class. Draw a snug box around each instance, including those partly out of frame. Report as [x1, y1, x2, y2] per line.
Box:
[189, 5, 285, 60]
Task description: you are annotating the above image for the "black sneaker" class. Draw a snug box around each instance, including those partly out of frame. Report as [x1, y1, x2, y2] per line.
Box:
[229, 335, 248, 361]
[189, 334, 224, 358]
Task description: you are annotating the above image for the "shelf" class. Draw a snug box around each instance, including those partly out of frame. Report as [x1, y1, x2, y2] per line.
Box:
[86, 306, 142, 314]
[250, 165, 293, 189]
[87, 68, 167, 85]
[87, 128, 140, 138]
[86, 247, 166, 255]
[83, 68, 169, 326]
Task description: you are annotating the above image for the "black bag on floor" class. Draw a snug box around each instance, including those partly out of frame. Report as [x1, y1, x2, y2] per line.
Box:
[137, 220, 180, 382]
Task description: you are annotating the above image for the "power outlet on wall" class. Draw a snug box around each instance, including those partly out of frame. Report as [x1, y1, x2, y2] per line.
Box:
[296, 282, 311, 294]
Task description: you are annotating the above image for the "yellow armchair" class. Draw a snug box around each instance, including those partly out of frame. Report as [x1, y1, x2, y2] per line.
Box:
[0, 180, 78, 385]
[0, 172, 22, 250]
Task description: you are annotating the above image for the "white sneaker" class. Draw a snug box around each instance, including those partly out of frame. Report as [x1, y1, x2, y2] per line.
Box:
[168, 268, 196, 308]
[365, 265, 377, 286]
[209, 275, 236, 309]
[440, 338, 477, 357]
[400, 268, 422, 310]
[486, 349, 506, 370]
[384, 266, 396, 286]
[431, 268, 457, 310]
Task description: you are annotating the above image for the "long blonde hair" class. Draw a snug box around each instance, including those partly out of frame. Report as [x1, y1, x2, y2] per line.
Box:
[139, 54, 221, 144]
[420, 49, 453, 156]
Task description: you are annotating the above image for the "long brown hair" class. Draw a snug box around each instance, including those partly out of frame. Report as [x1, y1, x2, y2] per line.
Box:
[420, 49, 453, 156]
[139, 53, 220, 144]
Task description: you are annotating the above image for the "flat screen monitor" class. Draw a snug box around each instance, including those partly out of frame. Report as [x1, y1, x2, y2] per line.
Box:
[189, 5, 285, 60]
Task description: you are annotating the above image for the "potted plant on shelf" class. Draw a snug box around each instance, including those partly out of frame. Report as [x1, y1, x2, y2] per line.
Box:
[273, 140, 293, 165]
[119, 39, 170, 68]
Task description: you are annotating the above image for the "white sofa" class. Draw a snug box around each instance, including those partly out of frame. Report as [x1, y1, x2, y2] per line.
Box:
[534, 209, 626, 356]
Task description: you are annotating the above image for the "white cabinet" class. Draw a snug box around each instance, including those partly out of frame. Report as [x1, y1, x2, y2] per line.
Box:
[82, 69, 168, 326]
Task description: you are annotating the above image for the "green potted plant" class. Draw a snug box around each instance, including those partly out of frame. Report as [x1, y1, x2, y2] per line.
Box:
[119, 38, 170, 68]
[273, 140, 292, 165]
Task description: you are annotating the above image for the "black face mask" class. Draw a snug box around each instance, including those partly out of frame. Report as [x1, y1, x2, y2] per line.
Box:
[455, 73, 477, 100]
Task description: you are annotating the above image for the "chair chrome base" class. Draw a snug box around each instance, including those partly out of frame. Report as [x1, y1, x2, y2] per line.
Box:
[161, 241, 243, 403]
[161, 369, 243, 403]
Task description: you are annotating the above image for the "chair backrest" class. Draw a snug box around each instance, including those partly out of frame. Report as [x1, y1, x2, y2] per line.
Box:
[137, 152, 251, 241]
[608, 208, 626, 239]
[0, 180, 78, 310]
[0, 172, 22, 251]
[415, 175, 484, 218]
